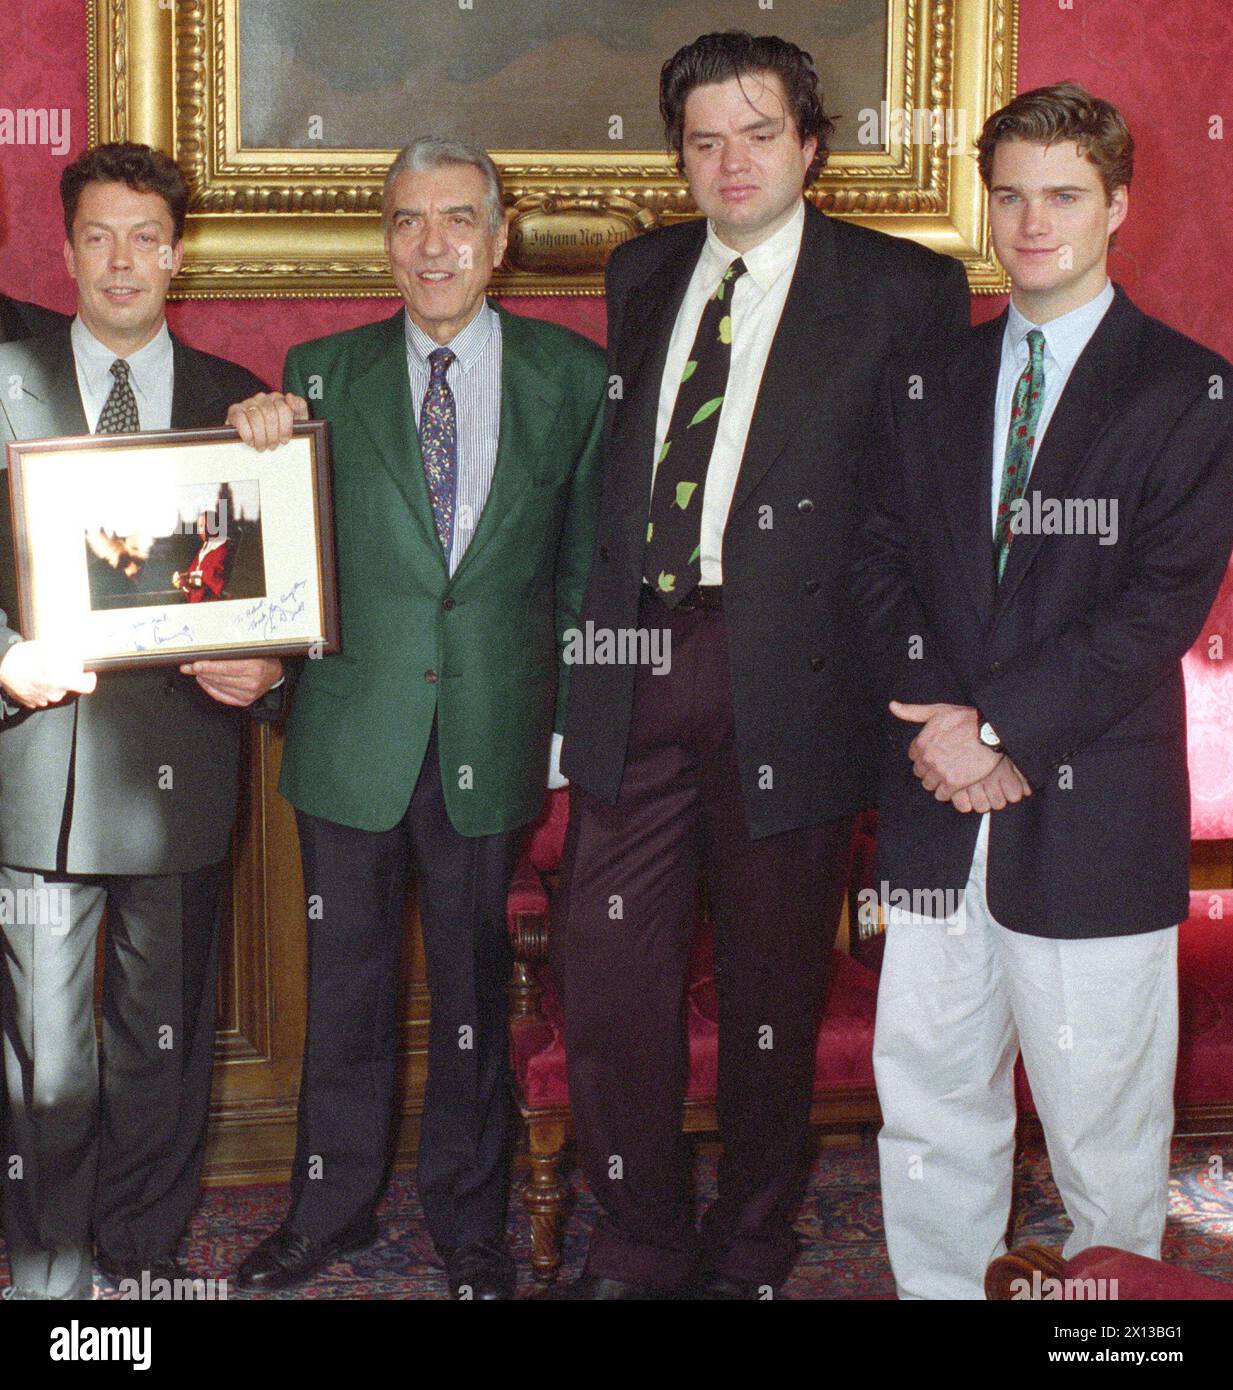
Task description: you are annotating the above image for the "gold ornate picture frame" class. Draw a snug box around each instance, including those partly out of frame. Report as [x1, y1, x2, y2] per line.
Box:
[88, 0, 1016, 298]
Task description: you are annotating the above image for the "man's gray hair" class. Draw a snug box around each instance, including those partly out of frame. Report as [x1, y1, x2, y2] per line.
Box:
[382, 137, 506, 234]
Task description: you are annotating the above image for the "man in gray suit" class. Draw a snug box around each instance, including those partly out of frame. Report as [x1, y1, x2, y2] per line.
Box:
[0, 143, 283, 1301]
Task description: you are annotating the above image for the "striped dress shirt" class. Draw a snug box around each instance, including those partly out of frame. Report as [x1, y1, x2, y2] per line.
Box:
[404, 301, 502, 576]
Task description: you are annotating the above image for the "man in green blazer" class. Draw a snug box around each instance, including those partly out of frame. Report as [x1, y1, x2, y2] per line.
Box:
[227, 138, 604, 1299]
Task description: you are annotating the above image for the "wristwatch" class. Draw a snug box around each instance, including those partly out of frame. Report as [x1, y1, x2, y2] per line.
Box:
[976, 712, 1004, 753]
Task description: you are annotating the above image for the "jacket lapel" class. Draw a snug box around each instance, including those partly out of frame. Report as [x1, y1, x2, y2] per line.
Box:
[937, 317, 1004, 627]
[449, 303, 562, 585]
[0, 326, 87, 439]
[169, 334, 222, 429]
[0, 295, 22, 344]
[608, 226, 702, 529]
[347, 308, 443, 565]
[728, 203, 853, 517]
[993, 287, 1142, 614]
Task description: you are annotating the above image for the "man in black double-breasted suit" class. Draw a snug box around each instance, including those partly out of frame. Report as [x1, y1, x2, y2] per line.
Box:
[0, 293, 67, 343]
[554, 31, 969, 1298]
[858, 84, 1233, 1299]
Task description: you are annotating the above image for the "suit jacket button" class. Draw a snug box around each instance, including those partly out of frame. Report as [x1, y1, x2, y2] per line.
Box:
[810, 655, 824, 672]
[599, 544, 610, 561]
[804, 578, 820, 594]
[797, 498, 815, 513]
[424, 670, 438, 683]
[991, 660, 1003, 672]
[442, 597, 456, 610]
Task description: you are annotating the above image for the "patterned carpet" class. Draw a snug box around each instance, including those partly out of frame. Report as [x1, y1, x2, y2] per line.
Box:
[5, 1129, 1227, 1300]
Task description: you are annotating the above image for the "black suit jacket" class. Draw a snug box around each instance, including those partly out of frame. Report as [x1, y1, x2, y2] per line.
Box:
[858, 285, 1233, 937]
[0, 293, 68, 343]
[563, 201, 971, 837]
[0, 325, 272, 875]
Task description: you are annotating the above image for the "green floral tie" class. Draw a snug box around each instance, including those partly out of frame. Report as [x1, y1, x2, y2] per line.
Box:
[643, 256, 747, 605]
[994, 328, 1045, 581]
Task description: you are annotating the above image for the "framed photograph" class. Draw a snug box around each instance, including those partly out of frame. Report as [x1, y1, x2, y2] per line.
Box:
[88, 0, 1017, 296]
[5, 422, 338, 670]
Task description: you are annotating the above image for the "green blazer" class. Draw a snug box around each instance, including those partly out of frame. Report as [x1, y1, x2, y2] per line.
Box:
[279, 303, 604, 836]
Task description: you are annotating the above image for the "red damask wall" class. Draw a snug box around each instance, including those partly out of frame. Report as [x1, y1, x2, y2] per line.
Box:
[1, 0, 1231, 827]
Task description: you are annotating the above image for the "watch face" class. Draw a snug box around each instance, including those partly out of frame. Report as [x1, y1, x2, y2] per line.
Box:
[980, 722, 999, 747]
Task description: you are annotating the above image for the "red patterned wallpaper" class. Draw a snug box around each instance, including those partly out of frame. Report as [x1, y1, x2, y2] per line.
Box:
[1, 0, 1231, 829]
[3, 2, 1232, 362]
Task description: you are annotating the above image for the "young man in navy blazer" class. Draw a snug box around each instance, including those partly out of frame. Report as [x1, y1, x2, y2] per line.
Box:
[859, 84, 1233, 1298]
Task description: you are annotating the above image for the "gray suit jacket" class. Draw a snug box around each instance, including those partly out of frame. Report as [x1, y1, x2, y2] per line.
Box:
[0, 325, 274, 875]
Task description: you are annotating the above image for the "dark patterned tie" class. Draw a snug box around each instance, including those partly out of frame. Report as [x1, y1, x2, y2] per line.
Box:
[96, 357, 141, 434]
[993, 328, 1045, 581]
[643, 256, 747, 605]
[418, 346, 457, 557]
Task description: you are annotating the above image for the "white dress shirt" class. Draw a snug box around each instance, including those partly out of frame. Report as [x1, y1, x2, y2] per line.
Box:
[990, 280, 1114, 530]
[649, 199, 805, 585]
[71, 316, 174, 432]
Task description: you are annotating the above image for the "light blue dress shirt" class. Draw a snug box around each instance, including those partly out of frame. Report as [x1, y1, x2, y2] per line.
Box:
[71, 316, 174, 432]
[404, 301, 502, 577]
[991, 280, 1115, 531]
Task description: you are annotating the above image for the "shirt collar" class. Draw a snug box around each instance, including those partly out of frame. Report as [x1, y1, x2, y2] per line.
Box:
[702, 197, 805, 295]
[1005, 279, 1115, 377]
[71, 315, 173, 405]
[403, 299, 496, 374]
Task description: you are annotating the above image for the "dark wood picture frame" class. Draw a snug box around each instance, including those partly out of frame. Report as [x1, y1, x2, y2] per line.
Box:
[6, 420, 338, 670]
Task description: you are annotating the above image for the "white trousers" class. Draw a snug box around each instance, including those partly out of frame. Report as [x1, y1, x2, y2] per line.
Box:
[874, 816, 1178, 1299]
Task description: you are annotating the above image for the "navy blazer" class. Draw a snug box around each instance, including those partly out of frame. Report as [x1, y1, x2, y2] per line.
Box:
[859, 285, 1233, 938]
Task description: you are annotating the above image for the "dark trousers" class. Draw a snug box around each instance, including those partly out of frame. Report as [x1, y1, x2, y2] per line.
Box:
[559, 596, 852, 1289]
[0, 862, 225, 1298]
[287, 727, 520, 1253]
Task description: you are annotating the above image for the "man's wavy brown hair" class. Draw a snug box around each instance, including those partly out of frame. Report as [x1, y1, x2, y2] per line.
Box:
[61, 142, 189, 241]
[977, 82, 1134, 199]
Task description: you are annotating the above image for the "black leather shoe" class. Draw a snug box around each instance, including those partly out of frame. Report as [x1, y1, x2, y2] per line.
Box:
[694, 1272, 772, 1300]
[234, 1216, 378, 1293]
[445, 1241, 515, 1300]
[540, 1274, 684, 1300]
[97, 1253, 185, 1290]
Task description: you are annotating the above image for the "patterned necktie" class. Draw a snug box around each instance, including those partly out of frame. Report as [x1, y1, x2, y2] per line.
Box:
[993, 327, 1045, 581]
[644, 256, 747, 605]
[97, 358, 140, 434]
[418, 346, 457, 557]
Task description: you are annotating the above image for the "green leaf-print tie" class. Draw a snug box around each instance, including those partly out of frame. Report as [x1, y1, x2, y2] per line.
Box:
[994, 328, 1045, 582]
[644, 256, 747, 605]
